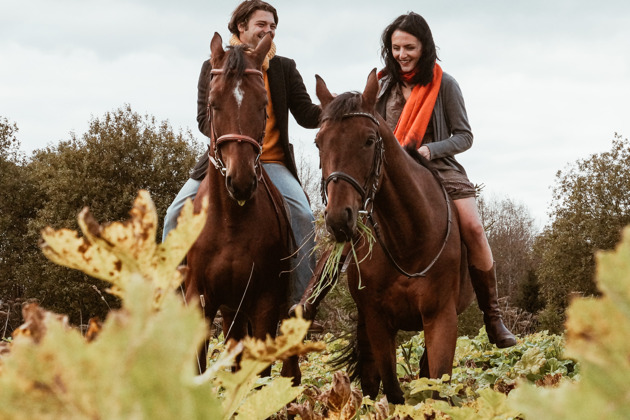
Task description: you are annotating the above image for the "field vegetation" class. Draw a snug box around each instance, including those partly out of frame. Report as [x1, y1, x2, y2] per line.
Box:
[1, 109, 630, 418]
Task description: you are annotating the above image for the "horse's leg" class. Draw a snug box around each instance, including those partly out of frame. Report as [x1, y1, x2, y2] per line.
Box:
[418, 347, 430, 378]
[252, 294, 302, 385]
[222, 308, 248, 342]
[422, 305, 458, 379]
[221, 308, 249, 371]
[356, 314, 381, 399]
[279, 308, 302, 387]
[280, 355, 301, 386]
[198, 300, 219, 372]
[183, 278, 218, 373]
[361, 311, 404, 404]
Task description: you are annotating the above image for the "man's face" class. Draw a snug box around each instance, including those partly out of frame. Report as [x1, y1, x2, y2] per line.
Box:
[238, 10, 276, 48]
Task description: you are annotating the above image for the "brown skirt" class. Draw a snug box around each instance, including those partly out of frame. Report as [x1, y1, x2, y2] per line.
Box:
[437, 168, 477, 200]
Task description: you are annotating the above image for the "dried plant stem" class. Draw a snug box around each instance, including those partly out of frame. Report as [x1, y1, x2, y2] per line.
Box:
[2, 307, 10, 339]
[307, 217, 376, 303]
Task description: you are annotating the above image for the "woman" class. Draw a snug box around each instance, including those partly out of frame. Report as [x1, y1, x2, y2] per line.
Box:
[376, 12, 516, 348]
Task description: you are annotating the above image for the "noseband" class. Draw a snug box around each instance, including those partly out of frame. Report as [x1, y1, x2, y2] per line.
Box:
[207, 68, 267, 176]
[320, 112, 384, 215]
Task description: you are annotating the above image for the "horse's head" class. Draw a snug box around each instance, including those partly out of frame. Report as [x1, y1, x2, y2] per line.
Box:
[315, 69, 382, 242]
[207, 32, 272, 204]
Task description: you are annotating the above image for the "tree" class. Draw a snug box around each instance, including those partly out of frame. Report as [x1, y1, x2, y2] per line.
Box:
[455, 193, 539, 336]
[295, 144, 324, 215]
[7, 105, 202, 325]
[477, 194, 537, 303]
[514, 270, 544, 314]
[1, 118, 41, 336]
[0, 117, 25, 275]
[534, 133, 630, 332]
[0, 117, 21, 163]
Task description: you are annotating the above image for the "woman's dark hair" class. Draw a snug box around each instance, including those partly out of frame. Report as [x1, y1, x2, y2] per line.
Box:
[228, 0, 278, 36]
[380, 12, 438, 86]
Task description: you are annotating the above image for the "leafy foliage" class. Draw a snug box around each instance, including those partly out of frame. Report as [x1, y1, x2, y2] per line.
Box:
[0, 117, 21, 163]
[40, 190, 206, 306]
[2, 124, 629, 418]
[534, 134, 630, 331]
[477, 194, 537, 304]
[1, 106, 202, 325]
[514, 270, 545, 315]
[392, 328, 576, 408]
[0, 117, 37, 331]
[511, 226, 630, 418]
[0, 191, 320, 420]
[5, 189, 630, 419]
[288, 371, 363, 419]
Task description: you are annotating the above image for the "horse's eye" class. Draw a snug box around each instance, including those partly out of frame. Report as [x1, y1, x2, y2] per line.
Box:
[365, 137, 376, 147]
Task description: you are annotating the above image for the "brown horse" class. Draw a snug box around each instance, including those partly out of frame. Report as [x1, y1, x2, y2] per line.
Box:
[310, 70, 475, 403]
[185, 33, 299, 383]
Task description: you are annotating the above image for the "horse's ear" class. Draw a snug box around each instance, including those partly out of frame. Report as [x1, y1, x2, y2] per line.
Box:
[362, 68, 379, 111]
[251, 33, 273, 68]
[315, 75, 334, 109]
[210, 32, 225, 67]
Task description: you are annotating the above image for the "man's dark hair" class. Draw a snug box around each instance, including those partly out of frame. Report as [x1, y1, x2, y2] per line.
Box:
[228, 0, 278, 36]
[380, 12, 438, 86]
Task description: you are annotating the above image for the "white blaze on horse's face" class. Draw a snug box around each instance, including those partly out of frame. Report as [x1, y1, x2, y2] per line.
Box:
[233, 80, 244, 108]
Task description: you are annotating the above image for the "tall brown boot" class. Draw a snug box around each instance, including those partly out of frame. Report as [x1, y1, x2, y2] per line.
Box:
[469, 264, 516, 348]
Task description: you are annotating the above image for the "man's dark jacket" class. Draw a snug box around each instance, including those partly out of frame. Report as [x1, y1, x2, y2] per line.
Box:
[189, 55, 321, 181]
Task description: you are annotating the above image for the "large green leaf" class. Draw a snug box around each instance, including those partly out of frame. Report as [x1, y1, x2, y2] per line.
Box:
[0, 190, 320, 419]
[511, 226, 630, 419]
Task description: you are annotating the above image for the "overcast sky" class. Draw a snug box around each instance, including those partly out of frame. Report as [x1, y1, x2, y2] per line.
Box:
[2, 0, 629, 227]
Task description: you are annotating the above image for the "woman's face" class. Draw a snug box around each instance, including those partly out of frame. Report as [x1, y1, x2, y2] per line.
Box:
[391, 30, 422, 74]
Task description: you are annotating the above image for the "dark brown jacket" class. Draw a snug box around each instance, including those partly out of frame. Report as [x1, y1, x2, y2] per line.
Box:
[190, 55, 321, 181]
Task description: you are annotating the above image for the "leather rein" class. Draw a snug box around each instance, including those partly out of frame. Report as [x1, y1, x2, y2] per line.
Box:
[320, 112, 453, 278]
[207, 68, 266, 176]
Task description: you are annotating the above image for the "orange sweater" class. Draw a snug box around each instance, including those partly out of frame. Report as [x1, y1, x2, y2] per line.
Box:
[260, 71, 285, 164]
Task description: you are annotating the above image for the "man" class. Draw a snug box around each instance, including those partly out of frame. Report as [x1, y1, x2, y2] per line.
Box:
[162, 0, 321, 306]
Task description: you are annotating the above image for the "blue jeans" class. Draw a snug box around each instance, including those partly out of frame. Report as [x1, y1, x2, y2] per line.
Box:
[162, 163, 316, 305]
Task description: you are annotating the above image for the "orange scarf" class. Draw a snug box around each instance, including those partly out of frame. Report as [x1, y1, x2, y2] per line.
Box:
[393, 63, 443, 149]
[229, 34, 276, 71]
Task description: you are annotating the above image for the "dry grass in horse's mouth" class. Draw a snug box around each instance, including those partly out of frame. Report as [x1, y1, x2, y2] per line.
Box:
[308, 218, 375, 302]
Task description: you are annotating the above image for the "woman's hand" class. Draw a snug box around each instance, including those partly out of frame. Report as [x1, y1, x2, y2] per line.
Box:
[418, 145, 431, 160]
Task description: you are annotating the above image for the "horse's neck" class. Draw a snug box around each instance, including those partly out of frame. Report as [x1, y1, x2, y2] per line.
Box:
[373, 130, 443, 238]
[203, 164, 240, 215]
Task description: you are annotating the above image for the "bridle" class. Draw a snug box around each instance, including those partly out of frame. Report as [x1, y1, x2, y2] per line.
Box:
[207, 68, 267, 176]
[320, 112, 384, 213]
[320, 111, 453, 278]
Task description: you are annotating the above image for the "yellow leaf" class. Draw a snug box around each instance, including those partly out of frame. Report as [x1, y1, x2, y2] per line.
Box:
[40, 190, 208, 307]
[510, 225, 630, 419]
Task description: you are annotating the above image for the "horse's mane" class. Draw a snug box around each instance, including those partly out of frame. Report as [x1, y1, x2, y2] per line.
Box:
[321, 92, 363, 122]
[404, 145, 442, 181]
[222, 45, 248, 80]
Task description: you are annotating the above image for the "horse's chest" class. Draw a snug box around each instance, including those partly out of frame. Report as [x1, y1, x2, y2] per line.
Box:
[348, 268, 426, 319]
[193, 208, 290, 281]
